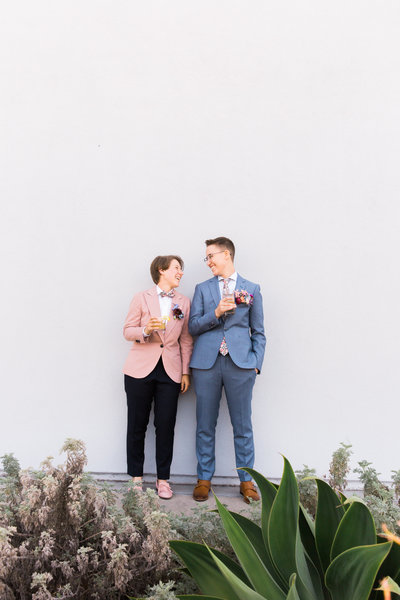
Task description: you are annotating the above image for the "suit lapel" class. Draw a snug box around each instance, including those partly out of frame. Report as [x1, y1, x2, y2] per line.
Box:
[231, 274, 247, 322]
[235, 273, 247, 293]
[145, 287, 161, 317]
[165, 291, 182, 338]
[145, 287, 163, 342]
[209, 277, 221, 308]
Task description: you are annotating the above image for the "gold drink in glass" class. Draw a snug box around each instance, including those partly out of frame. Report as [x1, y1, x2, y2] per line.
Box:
[222, 290, 236, 315]
[159, 316, 169, 330]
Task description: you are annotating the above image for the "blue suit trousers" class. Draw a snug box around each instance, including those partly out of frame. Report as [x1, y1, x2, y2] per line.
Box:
[192, 354, 257, 482]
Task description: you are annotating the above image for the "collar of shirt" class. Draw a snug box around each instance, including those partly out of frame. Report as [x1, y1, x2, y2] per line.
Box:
[156, 285, 172, 318]
[218, 272, 237, 296]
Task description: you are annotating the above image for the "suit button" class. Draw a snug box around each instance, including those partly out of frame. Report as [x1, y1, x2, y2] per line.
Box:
[160, 344, 164, 348]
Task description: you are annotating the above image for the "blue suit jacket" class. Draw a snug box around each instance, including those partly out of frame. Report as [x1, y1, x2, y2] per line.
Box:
[189, 274, 266, 372]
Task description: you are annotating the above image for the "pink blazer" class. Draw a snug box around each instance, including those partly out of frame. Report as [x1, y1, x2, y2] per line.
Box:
[122, 286, 193, 384]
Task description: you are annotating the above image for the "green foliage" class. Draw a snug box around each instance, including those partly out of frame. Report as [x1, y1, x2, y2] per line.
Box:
[354, 460, 383, 497]
[140, 581, 177, 600]
[328, 442, 352, 492]
[171, 457, 396, 600]
[391, 470, 400, 502]
[1, 453, 21, 480]
[355, 461, 400, 534]
[295, 465, 318, 517]
[168, 504, 234, 558]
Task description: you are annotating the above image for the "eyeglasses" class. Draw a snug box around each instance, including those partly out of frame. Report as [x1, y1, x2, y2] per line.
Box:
[203, 250, 226, 263]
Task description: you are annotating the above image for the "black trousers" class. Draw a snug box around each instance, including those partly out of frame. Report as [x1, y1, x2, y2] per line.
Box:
[125, 358, 181, 480]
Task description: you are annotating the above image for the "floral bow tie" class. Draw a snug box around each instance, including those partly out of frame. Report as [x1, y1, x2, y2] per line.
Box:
[160, 290, 175, 298]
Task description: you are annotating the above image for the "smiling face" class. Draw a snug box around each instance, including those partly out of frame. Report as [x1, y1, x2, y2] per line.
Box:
[205, 244, 234, 278]
[158, 258, 183, 290]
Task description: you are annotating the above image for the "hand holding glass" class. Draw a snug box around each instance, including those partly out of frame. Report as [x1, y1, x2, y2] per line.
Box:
[144, 317, 169, 335]
[222, 289, 236, 315]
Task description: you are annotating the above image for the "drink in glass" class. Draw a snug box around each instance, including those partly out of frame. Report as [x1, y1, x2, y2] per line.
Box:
[159, 316, 169, 330]
[222, 289, 236, 315]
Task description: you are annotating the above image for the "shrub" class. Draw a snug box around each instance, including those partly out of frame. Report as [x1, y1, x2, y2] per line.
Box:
[296, 444, 353, 519]
[295, 465, 317, 518]
[328, 442, 352, 492]
[0, 440, 180, 599]
[355, 460, 400, 535]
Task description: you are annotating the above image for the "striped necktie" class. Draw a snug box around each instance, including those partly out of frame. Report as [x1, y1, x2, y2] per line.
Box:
[219, 279, 230, 356]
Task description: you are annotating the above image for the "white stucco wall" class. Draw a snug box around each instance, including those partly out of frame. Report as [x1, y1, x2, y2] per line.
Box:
[1, 1, 400, 482]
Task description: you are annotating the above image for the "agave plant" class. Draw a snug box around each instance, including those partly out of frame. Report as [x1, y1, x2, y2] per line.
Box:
[170, 458, 400, 600]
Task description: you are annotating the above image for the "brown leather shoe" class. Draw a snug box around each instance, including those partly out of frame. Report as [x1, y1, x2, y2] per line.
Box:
[193, 479, 211, 502]
[240, 481, 260, 504]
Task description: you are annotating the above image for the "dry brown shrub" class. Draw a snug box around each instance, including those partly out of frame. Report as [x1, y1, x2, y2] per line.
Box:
[0, 440, 176, 599]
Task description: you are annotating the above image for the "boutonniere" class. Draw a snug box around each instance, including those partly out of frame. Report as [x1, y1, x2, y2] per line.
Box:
[172, 304, 184, 319]
[234, 289, 254, 306]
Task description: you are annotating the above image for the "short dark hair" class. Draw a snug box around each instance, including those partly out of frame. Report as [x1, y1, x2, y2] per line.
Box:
[150, 255, 184, 284]
[205, 237, 235, 260]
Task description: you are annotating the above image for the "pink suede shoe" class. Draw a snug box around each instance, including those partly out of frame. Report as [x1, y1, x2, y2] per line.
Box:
[156, 480, 173, 499]
[131, 479, 143, 492]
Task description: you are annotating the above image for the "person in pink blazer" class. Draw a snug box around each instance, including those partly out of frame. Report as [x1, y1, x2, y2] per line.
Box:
[123, 255, 193, 499]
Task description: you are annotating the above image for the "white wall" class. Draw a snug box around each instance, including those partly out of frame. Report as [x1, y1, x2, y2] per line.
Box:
[1, 1, 400, 481]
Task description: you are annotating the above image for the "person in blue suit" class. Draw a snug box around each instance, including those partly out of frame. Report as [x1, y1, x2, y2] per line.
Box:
[189, 237, 266, 503]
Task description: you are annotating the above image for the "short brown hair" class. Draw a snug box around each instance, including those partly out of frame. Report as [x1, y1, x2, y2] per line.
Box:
[205, 237, 235, 260]
[150, 255, 184, 284]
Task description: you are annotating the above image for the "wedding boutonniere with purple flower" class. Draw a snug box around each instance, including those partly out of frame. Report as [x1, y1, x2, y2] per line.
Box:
[172, 304, 184, 319]
[234, 289, 254, 306]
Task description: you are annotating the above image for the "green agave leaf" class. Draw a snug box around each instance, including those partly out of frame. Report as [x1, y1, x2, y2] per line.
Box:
[299, 505, 331, 600]
[240, 467, 277, 512]
[300, 505, 315, 536]
[287, 574, 301, 600]
[207, 545, 269, 600]
[294, 529, 322, 600]
[268, 457, 299, 584]
[342, 495, 370, 508]
[315, 479, 345, 573]
[172, 540, 250, 585]
[325, 542, 392, 600]
[240, 467, 287, 591]
[267, 459, 321, 600]
[214, 495, 286, 600]
[376, 535, 400, 586]
[330, 500, 376, 561]
[170, 540, 243, 600]
[241, 467, 278, 544]
[299, 505, 324, 580]
[229, 510, 279, 577]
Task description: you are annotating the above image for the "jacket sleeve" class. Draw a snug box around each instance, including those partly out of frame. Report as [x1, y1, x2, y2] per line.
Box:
[179, 299, 194, 374]
[249, 284, 266, 372]
[188, 284, 220, 337]
[123, 293, 148, 344]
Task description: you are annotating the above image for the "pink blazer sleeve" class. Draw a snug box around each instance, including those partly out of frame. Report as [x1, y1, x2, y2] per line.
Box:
[123, 292, 148, 344]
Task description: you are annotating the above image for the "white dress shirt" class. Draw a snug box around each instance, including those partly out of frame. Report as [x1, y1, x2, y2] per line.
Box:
[157, 285, 173, 318]
[218, 272, 237, 298]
